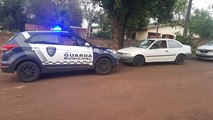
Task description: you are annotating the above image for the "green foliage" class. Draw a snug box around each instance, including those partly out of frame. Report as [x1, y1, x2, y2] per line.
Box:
[54, 0, 83, 29]
[26, 0, 56, 27]
[27, 0, 82, 29]
[170, 0, 187, 26]
[176, 33, 194, 47]
[0, 0, 83, 32]
[189, 9, 213, 40]
[81, 0, 104, 38]
[0, 0, 27, 31]
[150, 0, 177, 24]
[173, 0, 187, 24]
[93, 0, 177, 48]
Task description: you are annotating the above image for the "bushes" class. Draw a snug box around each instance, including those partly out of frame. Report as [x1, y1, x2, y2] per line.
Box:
[175, 34, 200, 55]
[176, 34, 194, 47]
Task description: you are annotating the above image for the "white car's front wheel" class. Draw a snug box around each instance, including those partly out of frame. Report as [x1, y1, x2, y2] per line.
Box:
[133, 56, 145, 67]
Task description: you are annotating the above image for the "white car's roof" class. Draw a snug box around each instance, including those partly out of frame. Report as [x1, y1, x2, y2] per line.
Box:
[146, 38, 176, 41]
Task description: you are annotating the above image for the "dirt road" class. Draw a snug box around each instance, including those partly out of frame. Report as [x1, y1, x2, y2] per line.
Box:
[1, 59, 213, 120]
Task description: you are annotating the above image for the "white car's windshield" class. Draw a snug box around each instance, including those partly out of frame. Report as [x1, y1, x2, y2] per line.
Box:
[134, 40, 155, 49]
[207, 41, 213, 45]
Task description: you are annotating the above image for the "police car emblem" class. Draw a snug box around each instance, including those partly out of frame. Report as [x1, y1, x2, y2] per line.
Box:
[46, 47, 56, 57]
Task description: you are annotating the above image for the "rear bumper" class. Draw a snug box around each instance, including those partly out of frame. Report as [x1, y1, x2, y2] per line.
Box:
[185, 53, 192, 58]
[0, 62, 15, 73]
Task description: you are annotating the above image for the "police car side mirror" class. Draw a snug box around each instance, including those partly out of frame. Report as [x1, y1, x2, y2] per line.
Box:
[85, 42, 90, 47]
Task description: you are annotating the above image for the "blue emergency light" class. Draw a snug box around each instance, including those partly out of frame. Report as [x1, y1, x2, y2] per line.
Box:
[53, 25, 62, 31]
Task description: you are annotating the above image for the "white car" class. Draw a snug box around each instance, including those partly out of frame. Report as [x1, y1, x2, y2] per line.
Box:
[117, 39, 192, 66]
[196, 40, 213, 60]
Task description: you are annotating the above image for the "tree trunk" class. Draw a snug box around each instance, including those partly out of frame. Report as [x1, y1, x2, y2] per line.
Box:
[112, 17, 125, 49]
[194, 38, 202, 49]
[86, 22, 91, 39]
[156, 23, 159, 38]
[183, 0, 193, 37]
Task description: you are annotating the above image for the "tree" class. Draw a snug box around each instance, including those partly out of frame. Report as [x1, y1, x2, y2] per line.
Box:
[26, 0, 82, 29]
[173, 0, 187, 25]
[54, 0, 83, 29]
[183, 0, 193, 37]
[150, 0, 177, 37]
[93, 0, 177, 49]
[26, 0, 56, 27]
[94, 13, 112, 39]
[189, 9, 213, 40]
[0, 0, 27, 31]
[81, 0, 104, 38]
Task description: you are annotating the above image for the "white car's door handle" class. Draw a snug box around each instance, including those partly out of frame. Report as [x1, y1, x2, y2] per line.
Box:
[165, 50, 168, 52]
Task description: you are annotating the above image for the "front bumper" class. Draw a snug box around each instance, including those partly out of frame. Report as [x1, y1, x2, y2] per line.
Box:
[118, 55, 135, 63]
[196, 51, 213, 60]
[196, 54, 213, 60]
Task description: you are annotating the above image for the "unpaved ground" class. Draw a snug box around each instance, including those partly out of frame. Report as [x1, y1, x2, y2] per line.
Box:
[1, 59, 213, 120]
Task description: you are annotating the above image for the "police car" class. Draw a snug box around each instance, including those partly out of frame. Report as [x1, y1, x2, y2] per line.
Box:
[0, 31, 118, 82]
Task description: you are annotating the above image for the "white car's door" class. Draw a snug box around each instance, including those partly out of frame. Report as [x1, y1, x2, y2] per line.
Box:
[166, 40, 185, 61]
[145, 40, 172, 62]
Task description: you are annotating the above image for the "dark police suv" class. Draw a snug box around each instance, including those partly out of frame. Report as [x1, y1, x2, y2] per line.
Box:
[0, 31, 118, 82]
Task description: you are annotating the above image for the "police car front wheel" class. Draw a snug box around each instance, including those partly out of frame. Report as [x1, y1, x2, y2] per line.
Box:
[95, 58, 112, 75]
[16, 62, 40, 82]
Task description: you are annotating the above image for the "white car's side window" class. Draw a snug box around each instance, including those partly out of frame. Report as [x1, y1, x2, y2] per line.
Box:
[168, 40, 182, 48]
[150, 40, 167, 49]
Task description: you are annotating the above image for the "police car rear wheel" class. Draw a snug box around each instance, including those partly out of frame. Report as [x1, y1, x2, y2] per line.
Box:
[95, 58, 112, 75]
[16, 62, 40, 82]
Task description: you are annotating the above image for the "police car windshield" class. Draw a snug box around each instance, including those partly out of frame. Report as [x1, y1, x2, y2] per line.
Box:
[134, 40, 155, 49]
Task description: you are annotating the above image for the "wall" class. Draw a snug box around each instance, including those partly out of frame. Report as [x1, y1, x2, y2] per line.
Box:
[148, 26, 183, 37]
[135, 31, 147, 40]
[0, 33, 14, 46]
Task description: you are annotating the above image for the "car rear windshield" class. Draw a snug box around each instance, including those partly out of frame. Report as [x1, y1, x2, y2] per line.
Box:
[5, 33, 19, 44]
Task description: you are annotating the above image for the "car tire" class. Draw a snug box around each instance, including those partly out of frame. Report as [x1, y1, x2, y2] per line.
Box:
[175, 54, 185, 65]
[133, 56, 145, 67]
[16, 62, 40, 82]
[95, 58, 112, 75]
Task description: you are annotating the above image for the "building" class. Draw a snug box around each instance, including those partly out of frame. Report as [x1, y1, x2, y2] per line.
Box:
[130, 25, 184, 40]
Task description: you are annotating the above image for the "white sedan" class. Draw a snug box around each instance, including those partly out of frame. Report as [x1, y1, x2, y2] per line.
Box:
[117, 39, 192, 66]
[196, 40, 213, 60]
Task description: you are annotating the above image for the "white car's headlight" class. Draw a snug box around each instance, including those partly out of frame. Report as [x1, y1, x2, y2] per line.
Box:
[122, 53, 131, 56]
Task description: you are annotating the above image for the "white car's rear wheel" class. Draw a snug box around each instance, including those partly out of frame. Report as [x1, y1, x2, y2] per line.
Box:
[175, 54, 184, 65]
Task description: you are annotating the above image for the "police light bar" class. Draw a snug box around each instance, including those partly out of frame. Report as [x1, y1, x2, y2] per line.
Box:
[53, 25, 62, 31]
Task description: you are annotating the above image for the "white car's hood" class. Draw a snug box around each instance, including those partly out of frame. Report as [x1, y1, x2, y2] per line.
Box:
[198, 45, 213, 50]
[117, 47, 143, 53]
